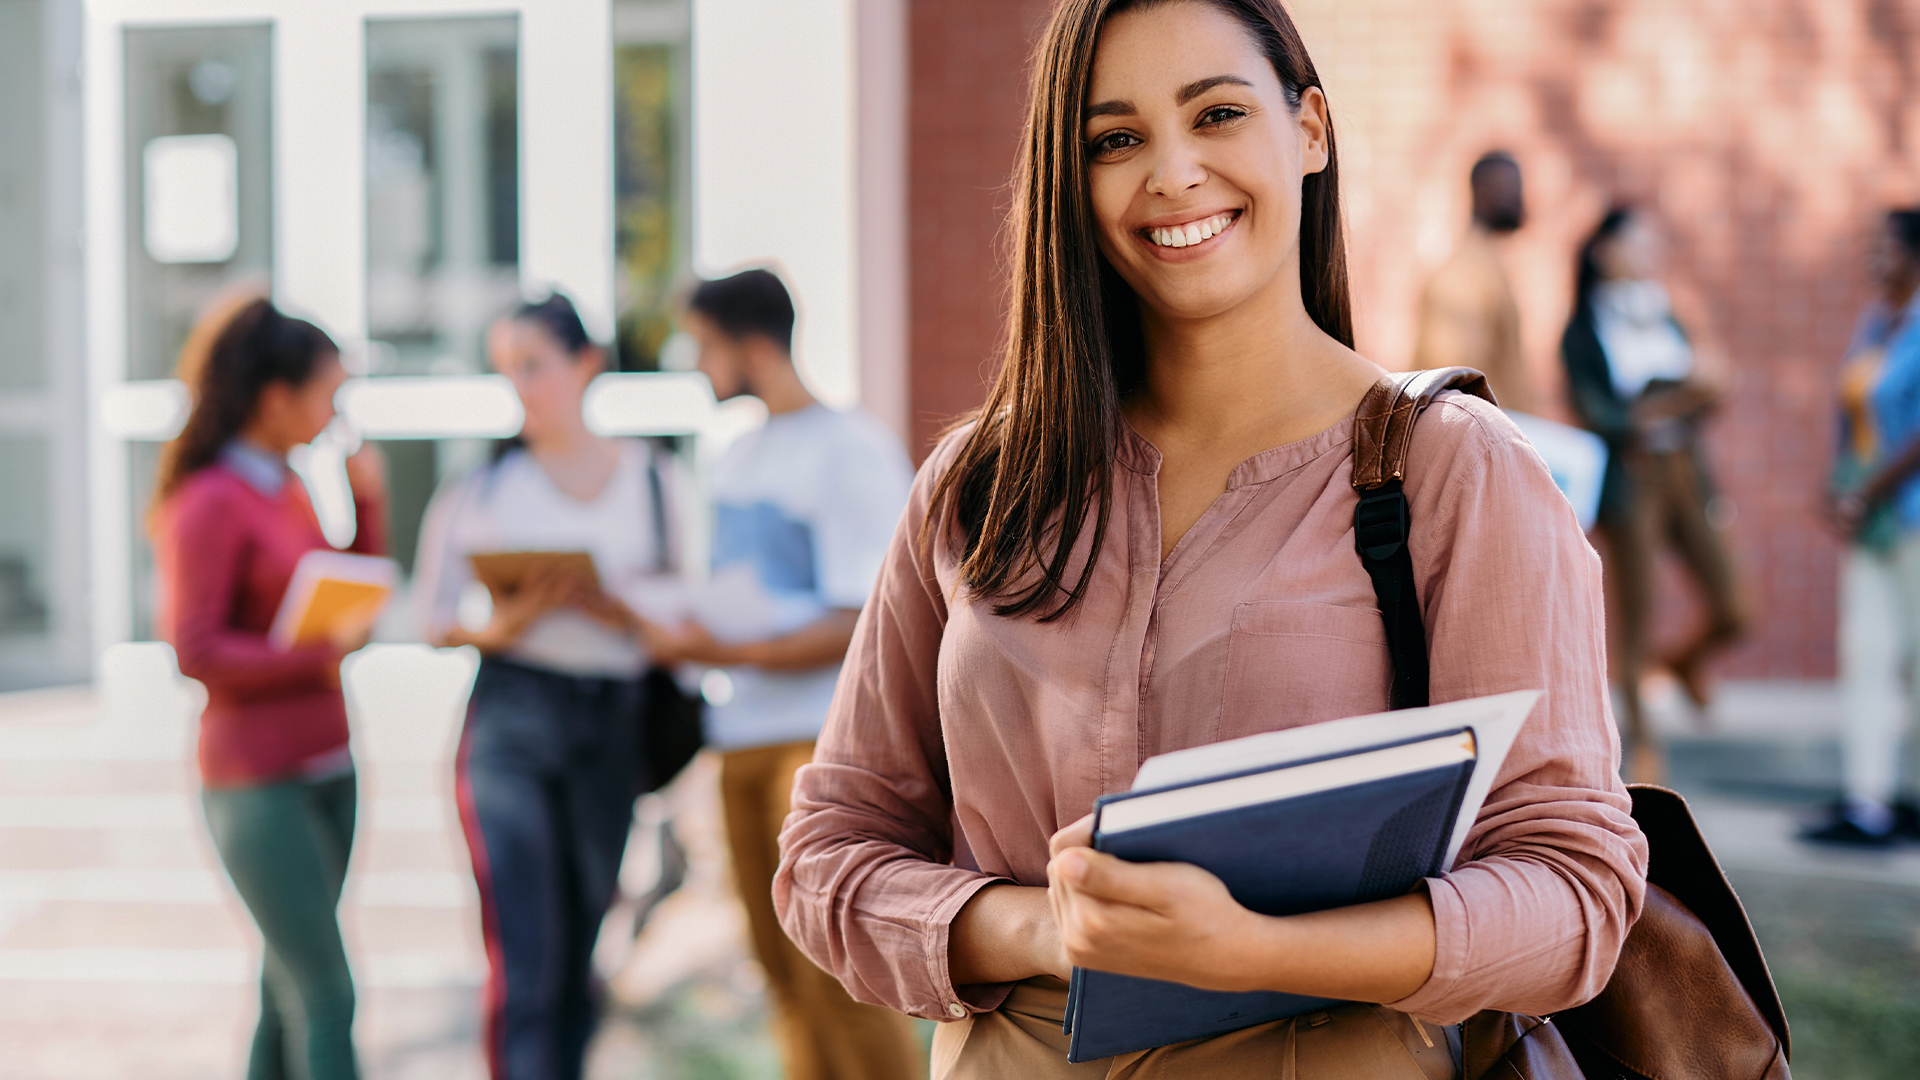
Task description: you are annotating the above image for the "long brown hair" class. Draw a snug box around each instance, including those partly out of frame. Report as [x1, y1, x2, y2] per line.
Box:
[152, 295, 338, 509]
[928, 0, 1352, 621]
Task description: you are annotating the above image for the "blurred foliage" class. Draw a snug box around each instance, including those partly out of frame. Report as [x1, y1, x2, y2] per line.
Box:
[619, 981, 781, 1080]
[614, 44, 679, 373]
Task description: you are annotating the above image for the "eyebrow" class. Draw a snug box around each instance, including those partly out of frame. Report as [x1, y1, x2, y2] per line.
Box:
[1084, 74, 1256, 120]
[1176, 74, 1253, 104]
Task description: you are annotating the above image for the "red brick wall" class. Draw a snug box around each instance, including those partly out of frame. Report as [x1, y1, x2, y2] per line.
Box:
[903, 0, 1920, 678]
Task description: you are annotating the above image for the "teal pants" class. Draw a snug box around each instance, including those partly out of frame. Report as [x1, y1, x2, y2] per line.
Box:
[203, 773, 360, 1080]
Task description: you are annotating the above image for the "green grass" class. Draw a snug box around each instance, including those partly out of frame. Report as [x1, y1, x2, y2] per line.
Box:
[1726, 869, 1920, 1080]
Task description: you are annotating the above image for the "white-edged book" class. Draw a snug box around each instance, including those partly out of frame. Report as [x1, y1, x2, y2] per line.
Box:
[1063, 689, 1543, 1062]
[268, 550, 399, 651]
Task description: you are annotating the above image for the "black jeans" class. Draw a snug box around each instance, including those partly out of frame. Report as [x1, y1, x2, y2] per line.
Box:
[456, 658, 643, 1080]
[202, 773, 359, 1080]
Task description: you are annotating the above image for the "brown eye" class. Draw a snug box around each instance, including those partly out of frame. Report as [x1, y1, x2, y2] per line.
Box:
[1090, 131, 1139, 157]
[1198, 106, 1246, 127]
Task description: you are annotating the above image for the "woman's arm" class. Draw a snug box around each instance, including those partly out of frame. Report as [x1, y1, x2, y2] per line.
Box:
[1391, 399, 1646, 1022]
[950, 884, 1066, 985]
[345, 444, 390, 557]
[775, 442, 1025, 1020]
[160, 483, 342, 694]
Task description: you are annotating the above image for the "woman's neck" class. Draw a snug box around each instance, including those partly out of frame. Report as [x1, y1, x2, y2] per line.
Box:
[1128, 274, 1377, 452]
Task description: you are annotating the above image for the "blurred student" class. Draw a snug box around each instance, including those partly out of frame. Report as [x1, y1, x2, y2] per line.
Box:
[640, 269, 923, 1080]
[1562, 207, 1745, 780]
[151, 296, 388, 1080]
[1413, 151, 1534, 413]
[414, 294, 684, 1080]
[1816, 209, 1920, 846]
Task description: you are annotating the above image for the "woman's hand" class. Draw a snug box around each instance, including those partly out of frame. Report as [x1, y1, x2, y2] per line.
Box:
[469, 565, 579, 653]
[1046, 815, 1267, 993]
[635, 618, 743, 667]
[1044, 814, 1438, 1003]
[344, 443, 389, 504]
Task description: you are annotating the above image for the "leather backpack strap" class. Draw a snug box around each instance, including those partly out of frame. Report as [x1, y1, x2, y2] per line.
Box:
[1350, 367, 1496, 710]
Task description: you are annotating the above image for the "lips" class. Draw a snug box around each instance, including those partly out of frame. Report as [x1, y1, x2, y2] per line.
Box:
[1142, 210, 1239, 249]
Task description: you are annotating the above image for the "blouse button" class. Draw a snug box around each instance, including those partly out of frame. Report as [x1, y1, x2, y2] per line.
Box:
[947, 1002, 968, 1019]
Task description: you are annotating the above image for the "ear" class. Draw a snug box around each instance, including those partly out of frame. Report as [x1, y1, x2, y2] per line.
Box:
[578, 343, 609, 377]
[1296, 86, 1330, 177]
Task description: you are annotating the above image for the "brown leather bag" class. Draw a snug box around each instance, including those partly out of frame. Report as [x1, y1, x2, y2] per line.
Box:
[1352, 370, 1792, 1080]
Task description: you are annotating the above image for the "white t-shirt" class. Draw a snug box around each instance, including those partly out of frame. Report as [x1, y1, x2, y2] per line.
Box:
[1594, 280, 1694, 400]
[414, 440, 684, 678]
[696, 404, 913, 750]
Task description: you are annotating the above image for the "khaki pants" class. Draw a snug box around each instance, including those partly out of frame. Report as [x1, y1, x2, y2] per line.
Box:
[721, 741, 926, 1080]
[1597, 447, 1746, 756]
[932, 977, 1457, 1079]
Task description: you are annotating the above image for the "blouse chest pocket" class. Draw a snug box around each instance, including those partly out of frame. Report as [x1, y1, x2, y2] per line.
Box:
[1217, 601, 1392, 742]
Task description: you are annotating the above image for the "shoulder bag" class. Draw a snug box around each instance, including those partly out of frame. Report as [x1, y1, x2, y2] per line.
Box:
[1352, 367, 1791, 1080]
[637, 441, 705, 794]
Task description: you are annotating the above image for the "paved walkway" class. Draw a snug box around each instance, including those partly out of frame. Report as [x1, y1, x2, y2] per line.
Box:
[0, 644, 775, 1080]
[2, 655, 1914, 1078]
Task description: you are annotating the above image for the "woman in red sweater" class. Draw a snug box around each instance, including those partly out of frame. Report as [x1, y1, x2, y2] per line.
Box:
[151, 297, 387, 1080]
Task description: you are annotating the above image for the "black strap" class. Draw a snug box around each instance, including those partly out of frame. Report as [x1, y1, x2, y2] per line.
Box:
[643, 441, 673, 574]
[1354, 479, 1428, 710]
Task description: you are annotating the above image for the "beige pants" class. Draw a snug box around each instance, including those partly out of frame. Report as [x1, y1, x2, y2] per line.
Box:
[932, 977, 1458, 1080]
[720, 741, 926, 1080]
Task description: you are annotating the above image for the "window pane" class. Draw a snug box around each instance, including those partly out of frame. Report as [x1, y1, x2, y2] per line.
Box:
[123, 25, 273, 381]
[0, 0, 45, 391]
[614, 41, 686, 372]
[366, 16, 521, 376]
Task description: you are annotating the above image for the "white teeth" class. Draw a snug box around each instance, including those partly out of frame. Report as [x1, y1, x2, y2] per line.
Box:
[1147, 212, 1236, 249]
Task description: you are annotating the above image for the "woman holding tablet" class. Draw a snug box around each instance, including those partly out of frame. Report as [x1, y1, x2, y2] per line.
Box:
[414, 294, 683, 1080]
[774, 1, 1647, 1075]
[152, 296, 388, 1080]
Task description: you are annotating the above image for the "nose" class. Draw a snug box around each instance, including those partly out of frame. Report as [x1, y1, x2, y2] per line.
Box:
[1144, 135, 1207, 198]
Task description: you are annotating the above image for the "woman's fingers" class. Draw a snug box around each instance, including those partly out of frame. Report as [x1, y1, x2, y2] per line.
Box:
[1049, 813, 1095, 857]
[1053, 848, 1185, 911]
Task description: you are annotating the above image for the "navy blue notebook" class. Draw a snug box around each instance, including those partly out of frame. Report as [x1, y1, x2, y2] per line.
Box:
[1062, 729, 1477, 1063]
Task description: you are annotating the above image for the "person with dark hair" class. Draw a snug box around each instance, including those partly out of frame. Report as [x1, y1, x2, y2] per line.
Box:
[150, 294, 388, 1080]
[412, 292, 686, 1079]
[774, 2, 1645, 1075]
[1412, 151, 1534, 413]
[1562, 207, 1745, 780]
[1809, 209, 1920, 846]
[635, 266, 922, 1080]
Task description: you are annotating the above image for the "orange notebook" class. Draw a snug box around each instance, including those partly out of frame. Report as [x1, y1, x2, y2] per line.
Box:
[269, 550, 399, 651]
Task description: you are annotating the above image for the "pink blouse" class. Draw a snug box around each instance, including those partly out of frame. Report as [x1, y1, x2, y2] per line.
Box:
[774, 392, 1648, 1027]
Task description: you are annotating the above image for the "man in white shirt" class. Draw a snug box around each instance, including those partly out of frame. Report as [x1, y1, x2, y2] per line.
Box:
[644, 269, 921, 1080]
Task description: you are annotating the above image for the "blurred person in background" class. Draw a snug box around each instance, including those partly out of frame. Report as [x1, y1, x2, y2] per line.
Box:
[639, 268, 923, 1080]
[1562, 207, 1746, 781]
[1412, 150, 1534, 413]
[413, 293, 685, 1080]
[150, 296, 389, 1080]
[1815, 209, 1920, 846]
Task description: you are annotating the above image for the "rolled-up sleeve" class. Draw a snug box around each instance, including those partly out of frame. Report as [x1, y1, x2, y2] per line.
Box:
[1387, 398, 1649, 1023]
[774, 444, 1011, 1021]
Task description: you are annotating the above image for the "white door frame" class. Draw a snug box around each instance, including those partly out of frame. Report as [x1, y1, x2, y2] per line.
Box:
[83, 0, 617, 656]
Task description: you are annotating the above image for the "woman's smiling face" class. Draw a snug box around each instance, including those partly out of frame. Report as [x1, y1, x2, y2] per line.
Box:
[1083, 1, 1328, 324]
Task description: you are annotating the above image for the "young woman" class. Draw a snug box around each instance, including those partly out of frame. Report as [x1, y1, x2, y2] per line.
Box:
[413, 293, 682, 1080]
[774, 1, 1647, 1075]
[152, 296, 388, 1080]
[1562, 208, 1745, 780]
